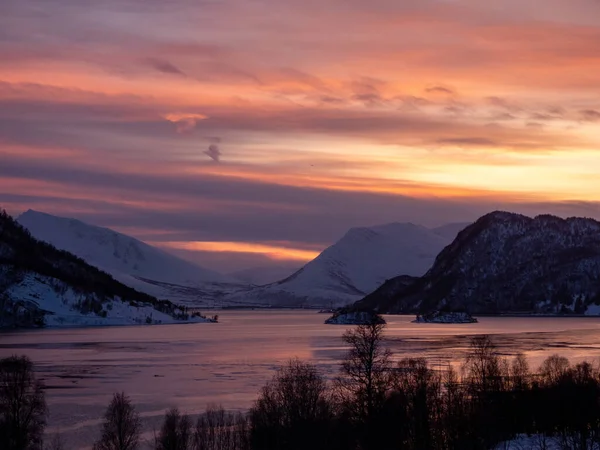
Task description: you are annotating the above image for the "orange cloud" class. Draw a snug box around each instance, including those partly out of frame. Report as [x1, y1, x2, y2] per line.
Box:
[163, 112, 209, 133]
[153, 241, 321, 262]
[3, 0, 600, 271]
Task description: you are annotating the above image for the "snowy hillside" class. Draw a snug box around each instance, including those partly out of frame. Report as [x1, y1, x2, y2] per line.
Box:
[5, 272, 213, 327]
[17, 210, 230, 289]
[0, 210, 214, 328]
[230, 265, 300, 285]
[223, 222, 465, 308]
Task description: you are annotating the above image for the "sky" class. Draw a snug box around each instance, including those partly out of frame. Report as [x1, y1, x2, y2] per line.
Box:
[1, 0, 600, 273]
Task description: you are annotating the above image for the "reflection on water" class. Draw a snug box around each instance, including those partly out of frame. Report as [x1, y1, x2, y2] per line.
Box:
[2, 311, 600, 448]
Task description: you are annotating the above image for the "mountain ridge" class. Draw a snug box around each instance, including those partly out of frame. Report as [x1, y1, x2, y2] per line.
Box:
[0, 210, 212, 327]
[223, 221, 467, 307]
[229, 265, 300, 286]
[355, 211, 600, 315]
[17, 210, 230, 287]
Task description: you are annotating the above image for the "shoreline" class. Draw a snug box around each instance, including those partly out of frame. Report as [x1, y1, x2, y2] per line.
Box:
[4, 309, 600, 332]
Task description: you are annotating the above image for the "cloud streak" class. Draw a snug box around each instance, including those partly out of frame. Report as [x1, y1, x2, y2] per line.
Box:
[145, 58, 187, 77]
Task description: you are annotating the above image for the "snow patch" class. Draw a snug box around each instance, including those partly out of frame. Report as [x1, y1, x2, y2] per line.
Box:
[6, 273, 215, 328]
[585, 303, 600, 316]
[325, 310, 386, 325]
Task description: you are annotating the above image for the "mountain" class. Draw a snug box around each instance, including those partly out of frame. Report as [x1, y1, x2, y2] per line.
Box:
[0, 210, 213, 328]
[355, 211, 600, 315]
[223, 222, 465, 308]
[230, 265, 300, 286]
[18, 210, 228, 286]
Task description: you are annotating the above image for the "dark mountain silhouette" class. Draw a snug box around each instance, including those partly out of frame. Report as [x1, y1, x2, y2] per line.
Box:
[355, 211, 600, 315]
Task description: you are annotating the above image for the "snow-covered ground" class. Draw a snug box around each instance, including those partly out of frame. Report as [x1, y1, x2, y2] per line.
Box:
[7, 273, 215, 328]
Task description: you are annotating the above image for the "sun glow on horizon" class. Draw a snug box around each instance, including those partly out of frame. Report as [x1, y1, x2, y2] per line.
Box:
[152, 241, 322, 262]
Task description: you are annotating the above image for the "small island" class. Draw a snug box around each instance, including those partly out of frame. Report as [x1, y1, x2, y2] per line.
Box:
[325, 309, 386, 325]
[413, 311, 477, 324]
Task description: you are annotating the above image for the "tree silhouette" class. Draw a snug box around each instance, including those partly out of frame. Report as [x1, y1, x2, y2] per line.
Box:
[250, 359, 332, 450]
[94, 392, 141, 450]
[335, 322, 393, 423]
[0, 355, 47, 450]
[155, 408, 192, 450]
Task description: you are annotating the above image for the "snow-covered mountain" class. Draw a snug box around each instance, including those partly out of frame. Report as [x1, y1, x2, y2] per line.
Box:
[0, 210, 214, 328]
[356, 211, 600, 315]
[15, 210, 472, 309]
[223, 222, 466, 308]
[17, 210, 230, 290]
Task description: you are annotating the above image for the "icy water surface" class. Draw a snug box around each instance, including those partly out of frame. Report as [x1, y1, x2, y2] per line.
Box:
[3, 311, 600, 448]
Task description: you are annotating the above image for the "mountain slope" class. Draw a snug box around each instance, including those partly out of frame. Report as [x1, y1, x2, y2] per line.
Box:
[230, 265, 300, 286]
[0, 210, 212, 327]
[17, 210, 229, 287]
[356, 211, 600, 315]
[224, 222, 463, 308]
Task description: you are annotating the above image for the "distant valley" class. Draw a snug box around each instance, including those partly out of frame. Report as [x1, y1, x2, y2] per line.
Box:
[16, 210, 468, 309]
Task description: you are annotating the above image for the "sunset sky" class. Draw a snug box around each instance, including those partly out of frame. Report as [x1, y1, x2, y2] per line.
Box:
[2, 0, 600, 272]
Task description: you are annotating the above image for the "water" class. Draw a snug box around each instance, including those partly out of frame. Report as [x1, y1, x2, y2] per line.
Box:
[3, 311, 600, 448]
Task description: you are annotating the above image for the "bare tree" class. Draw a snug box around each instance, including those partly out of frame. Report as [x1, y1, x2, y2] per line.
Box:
[155, 408, 192, 450]
[511, 353, 531, 391]
[440, 365, 472, 449]
[94, 392, 141, 450]
[392, 358, 445, 450]
[0, 355, 47, 450]
[194, 405, 249, 450]
[462, 335, 505, 394]
[335, 322, 394, 423]
[539, 354, 570, 386]
[250, 359, 332, 450]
